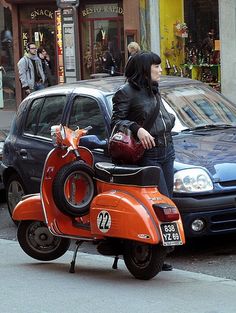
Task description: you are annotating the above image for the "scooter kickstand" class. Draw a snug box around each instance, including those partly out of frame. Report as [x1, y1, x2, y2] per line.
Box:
[69, 240, 84, 273]
[112, 256, 119, 269]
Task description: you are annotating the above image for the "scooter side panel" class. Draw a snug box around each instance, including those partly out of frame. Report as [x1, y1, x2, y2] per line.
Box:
[90, 191, 160, 244]
[12, 194, 45, 221]
[40, 149, 94, 239]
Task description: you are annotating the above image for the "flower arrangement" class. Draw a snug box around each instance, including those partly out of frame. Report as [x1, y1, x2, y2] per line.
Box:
[174, 21, 188, 38]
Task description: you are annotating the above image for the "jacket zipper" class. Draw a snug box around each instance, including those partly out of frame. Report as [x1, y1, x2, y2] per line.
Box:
[159, 109, 167, 146]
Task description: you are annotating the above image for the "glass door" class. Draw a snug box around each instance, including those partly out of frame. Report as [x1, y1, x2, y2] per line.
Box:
[21, 23, 56, 83]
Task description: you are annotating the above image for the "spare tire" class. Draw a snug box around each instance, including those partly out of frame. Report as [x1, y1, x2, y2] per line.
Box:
[52, 161, 95, 217]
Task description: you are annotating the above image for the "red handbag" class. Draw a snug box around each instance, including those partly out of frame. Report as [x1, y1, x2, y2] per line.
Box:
[109, 126, 144, 164]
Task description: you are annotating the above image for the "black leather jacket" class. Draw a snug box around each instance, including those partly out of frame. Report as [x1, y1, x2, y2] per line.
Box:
[111, 82, 175, 145]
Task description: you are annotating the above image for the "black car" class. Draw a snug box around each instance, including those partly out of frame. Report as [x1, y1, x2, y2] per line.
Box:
[2, 75, 236, 237]
[0, 129, 8, 190]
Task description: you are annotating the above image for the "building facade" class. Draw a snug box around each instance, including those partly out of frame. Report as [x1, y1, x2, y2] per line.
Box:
[0, 0, 235, 109]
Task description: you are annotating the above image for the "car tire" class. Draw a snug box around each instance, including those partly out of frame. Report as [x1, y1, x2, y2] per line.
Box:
[17, 220, 71, 261]
[6, 173, 26, 220]
[52, 161, 96, 217]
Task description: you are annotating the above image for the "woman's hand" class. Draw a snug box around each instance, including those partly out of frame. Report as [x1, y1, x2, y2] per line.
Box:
[137, 128, 155, 149]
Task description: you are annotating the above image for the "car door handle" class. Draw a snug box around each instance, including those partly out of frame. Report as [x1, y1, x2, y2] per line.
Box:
[19, 149, 28, 159]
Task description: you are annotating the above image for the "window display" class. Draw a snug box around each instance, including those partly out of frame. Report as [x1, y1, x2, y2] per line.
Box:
[160, 0, 220, 90]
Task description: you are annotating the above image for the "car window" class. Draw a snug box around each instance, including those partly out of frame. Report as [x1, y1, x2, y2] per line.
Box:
[24, 96, 67, 138]
[69, 96, 106, 139]
[161, 85, 236, 129]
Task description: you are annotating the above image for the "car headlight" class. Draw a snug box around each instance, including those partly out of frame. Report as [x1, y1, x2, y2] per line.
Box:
[174, 168, 213, 193]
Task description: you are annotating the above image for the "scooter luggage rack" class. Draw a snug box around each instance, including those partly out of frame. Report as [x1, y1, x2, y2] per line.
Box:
[95, 162, 161, 186]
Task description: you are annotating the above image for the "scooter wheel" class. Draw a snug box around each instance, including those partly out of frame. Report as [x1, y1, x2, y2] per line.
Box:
[17, 220, 71, 261]
[52, 161, 96, 217]
[123, 240, 167, 280]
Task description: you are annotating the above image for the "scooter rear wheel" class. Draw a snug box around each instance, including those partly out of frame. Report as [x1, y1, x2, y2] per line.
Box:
[52, 161, 95, 217]
[123, 240, 167, 280]
[17, 220, 71, 261]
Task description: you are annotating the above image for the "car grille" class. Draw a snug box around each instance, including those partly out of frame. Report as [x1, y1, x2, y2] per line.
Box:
[219, 180, 236, 187]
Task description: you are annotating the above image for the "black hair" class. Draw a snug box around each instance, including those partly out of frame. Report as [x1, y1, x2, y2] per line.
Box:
[125, 51, 161, 94]
[37, 46, 46, 54]
[27, 42, 36, 50]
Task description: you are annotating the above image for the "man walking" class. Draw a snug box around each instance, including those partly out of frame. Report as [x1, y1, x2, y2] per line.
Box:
[17, 42, 45, 96]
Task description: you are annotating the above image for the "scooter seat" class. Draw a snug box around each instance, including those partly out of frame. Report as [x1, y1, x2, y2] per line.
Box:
[95, 162, 160, 186]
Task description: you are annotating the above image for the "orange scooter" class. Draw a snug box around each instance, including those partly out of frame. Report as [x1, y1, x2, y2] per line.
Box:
[13, 124, 185, 280]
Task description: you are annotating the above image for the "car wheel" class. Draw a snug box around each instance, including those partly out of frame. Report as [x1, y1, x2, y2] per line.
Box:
[52, 161, 96, 217]
[6, 173, 26, 219]
[123, 240, 167, 280]
[17, 220, 71, 261]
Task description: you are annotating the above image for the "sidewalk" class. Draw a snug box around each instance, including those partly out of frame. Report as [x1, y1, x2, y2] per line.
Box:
[0, 238, 235, 313]
[0, 108, 16, 129]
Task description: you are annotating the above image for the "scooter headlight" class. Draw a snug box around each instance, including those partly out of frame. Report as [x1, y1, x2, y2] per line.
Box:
[51, 124, 65, 146]
[174, 168, 213, 193]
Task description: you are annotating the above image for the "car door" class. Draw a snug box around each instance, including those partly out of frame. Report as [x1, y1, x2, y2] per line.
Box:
[16, 95, 67, 193]
[67, 95, 110, 163]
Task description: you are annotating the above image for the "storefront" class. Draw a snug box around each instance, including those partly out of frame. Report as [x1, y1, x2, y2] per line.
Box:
[0, 0, 141, 107]
[159, 0, 220, 90]
[79, 1, 124, 79]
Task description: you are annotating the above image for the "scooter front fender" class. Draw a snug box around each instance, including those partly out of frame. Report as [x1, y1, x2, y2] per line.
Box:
[12, 194, 45, 222]
[90, 191, 160, 244]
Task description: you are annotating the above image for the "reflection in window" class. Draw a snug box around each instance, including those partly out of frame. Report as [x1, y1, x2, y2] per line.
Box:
[24, 98, 44, 135]
[194, 99, 221, 123]
[24, 96, 66, 138]
[69, 96, 106, 139]
[37, 96, 66, 138]
[161, 85, 236, 129]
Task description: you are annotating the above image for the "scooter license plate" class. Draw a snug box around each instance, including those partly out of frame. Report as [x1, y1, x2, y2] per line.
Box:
[160, 223, 183, 246]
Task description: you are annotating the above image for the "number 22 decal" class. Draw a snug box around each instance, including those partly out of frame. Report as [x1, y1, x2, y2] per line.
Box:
[97, 211, 111, 233]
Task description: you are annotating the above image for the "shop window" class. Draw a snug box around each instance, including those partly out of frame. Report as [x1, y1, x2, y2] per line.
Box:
[0, 7, 15, 109]
[79, 1, 124, 79]
[160, 0, 220, 90]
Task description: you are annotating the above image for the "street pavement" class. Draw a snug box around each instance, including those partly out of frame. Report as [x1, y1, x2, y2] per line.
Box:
[0, 108, 16, 194]
[0, 238, 236, 313]
[1, 108, 236, 312]
[0, 108, 16, 129]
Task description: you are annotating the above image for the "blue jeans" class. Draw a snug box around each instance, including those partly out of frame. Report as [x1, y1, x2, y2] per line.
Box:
[138, 143, 175, 198]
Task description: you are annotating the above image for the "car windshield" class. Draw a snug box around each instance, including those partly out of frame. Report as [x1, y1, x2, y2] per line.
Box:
[161, 84, 236, 132]
[106, 84, 236, 133]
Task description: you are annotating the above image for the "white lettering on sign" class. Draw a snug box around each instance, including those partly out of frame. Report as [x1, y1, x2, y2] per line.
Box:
[31, 9, 54, 19]
[82, 6, 124, 17]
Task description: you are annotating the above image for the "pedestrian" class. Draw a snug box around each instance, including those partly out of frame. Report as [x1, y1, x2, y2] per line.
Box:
[125, 41, 141, 71]
[111, 51, 176, 271]
[127, 41, 141, 57]
[17, 42, 45, 97]
[37, 46, 55, 87]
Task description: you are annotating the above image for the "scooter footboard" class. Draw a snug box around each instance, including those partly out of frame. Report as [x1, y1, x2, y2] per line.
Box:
[12, 193, 45, 222]
[90, 191, 160, 244]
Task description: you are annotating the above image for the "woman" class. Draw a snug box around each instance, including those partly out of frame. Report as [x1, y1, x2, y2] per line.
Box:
[111, 51, 175, 270]
[37, 47, 54, 86]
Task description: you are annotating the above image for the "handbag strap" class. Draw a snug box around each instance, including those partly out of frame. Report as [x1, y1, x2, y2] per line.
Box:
[143, 95, 160, 132]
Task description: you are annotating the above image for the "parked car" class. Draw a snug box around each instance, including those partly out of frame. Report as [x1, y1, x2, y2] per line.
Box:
[2, 75, 236, 237]
[0, 129, 8, 190]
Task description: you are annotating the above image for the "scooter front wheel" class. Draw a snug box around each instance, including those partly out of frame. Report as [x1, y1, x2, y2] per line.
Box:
[123, 240, 167, 280]
[17, 220, 71, 261]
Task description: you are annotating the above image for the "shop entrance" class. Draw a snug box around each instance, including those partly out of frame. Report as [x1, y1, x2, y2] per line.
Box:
[80, 17, 124, 79]
[20, 22, 56, 83]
